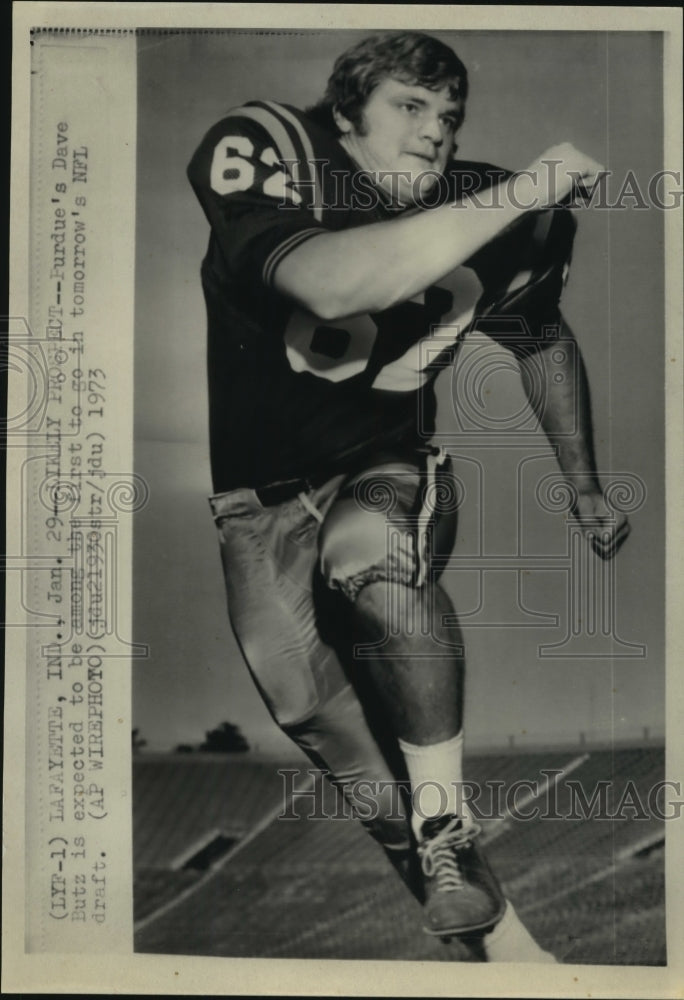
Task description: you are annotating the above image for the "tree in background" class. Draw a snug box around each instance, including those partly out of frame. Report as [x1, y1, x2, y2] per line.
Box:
[200, 721, 250, 754]
[132, 728, 147, 753]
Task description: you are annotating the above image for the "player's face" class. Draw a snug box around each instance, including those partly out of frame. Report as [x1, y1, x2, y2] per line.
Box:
[336, 77, 464, 206]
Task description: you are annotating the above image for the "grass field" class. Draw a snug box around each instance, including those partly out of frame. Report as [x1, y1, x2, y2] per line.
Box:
[133, 746, 665, 964]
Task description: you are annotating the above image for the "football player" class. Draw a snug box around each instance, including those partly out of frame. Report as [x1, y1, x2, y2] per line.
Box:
[188, 31, 629, 960]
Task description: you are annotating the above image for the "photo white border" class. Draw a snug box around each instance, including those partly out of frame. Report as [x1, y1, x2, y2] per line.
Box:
[5, 2, 683, 996]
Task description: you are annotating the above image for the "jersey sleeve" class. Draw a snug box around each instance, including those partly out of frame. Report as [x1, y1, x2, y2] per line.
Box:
[187, 104, 328, 293]
[443, 159, 578, 354]
[468, 206, 577, 355]
[443, 159, 514, 201]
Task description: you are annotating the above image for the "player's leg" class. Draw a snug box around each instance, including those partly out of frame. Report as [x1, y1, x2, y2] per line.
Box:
[319, 452, 506, 936]
[290, 682, 555, 961]
[210, 481, 350, 729]
[283, 681, 422, 896]
[210, 476, 552, 957]
[319, 452, 464, 747]
[209, 482, 415, 865]
[354, 580, 463, 739]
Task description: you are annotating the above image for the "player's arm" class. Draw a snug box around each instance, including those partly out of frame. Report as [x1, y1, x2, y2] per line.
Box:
[273, 144, 604, 319]
[188, 111, 330, 296]
[517, 321, 630, 560]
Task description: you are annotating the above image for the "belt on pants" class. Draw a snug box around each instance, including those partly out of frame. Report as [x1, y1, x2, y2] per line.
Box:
[253, 444, 445, 508]
[254, 470, 333, 507]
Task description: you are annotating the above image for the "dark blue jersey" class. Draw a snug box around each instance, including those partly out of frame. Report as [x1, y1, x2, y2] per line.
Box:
[188, 101, 576, 492]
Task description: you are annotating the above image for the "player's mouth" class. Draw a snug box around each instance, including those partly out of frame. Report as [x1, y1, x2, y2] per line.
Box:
[406, 151, 436, 165]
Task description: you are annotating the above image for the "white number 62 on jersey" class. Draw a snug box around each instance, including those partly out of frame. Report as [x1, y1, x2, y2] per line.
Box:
[210, 135, 301, 203]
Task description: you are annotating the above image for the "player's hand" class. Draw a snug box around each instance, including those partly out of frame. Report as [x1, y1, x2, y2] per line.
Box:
[525, 143, 606, 207]
[571, 489, 631, 561]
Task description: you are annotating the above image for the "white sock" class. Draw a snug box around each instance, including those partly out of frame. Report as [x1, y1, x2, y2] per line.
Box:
[398, 731, 473, 840]
[482, 902, 557, 963]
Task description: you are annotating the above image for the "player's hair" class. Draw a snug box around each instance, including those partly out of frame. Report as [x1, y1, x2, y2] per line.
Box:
[307, 31, 468, 136]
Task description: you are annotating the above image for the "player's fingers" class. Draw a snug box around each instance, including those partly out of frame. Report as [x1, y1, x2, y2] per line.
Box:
[587, 519, 631, 561]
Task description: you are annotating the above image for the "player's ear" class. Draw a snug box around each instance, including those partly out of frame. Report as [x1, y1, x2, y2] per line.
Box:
[332, 105, 353, 135]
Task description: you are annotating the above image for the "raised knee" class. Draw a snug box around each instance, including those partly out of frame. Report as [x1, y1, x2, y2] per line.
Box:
[319, 501, 417, 604]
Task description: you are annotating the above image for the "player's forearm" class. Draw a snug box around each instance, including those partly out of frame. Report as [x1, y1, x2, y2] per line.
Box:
[518, 321, 601, 492]
[274, 178, 534, 319]
[274, 144, 605, 320]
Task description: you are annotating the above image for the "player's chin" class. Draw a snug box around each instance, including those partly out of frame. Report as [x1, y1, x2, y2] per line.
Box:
[409, 167, 447, 206]
[392, 170, 445, 209]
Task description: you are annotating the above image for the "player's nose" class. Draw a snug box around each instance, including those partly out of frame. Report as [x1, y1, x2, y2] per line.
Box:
[420, 113, 444, 145]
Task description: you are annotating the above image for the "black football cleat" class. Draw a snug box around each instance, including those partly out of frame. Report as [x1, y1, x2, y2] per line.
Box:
[417, 815, 506, 936]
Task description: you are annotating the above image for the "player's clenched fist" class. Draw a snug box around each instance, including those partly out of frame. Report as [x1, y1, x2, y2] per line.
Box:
[571, 489, 631, 561]
[524, 142, 606, 207]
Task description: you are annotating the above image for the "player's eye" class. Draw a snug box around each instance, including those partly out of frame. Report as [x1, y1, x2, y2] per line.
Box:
[401, 102, 419, 114]
[440, 115, 458, 131]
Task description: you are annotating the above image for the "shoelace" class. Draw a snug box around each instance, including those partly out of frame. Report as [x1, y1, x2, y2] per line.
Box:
[419, 818, 482, 893]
